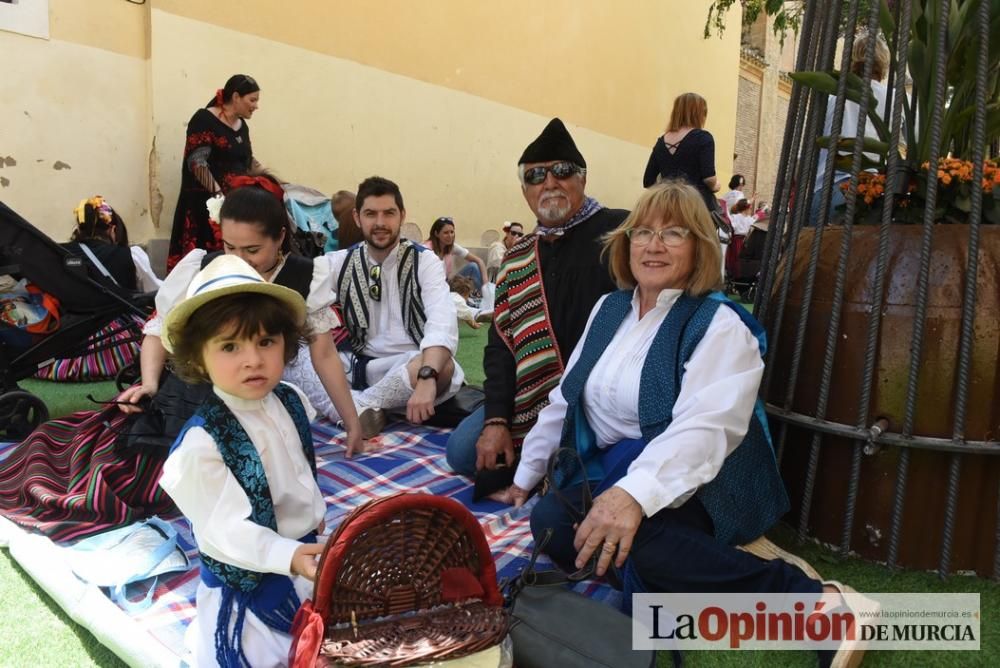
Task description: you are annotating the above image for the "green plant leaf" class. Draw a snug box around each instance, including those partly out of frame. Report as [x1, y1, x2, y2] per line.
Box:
[878, 0, 896, 38]
[816, 135, 890, 155]
[833, 154, 884, 172]
[789, 71, 840, 95]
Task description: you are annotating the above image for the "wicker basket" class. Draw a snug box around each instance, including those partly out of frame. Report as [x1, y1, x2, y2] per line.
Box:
[289, 493, 509, 667]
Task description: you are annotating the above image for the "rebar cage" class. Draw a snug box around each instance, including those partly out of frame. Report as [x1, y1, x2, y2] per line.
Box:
[756, 0, 998, 578]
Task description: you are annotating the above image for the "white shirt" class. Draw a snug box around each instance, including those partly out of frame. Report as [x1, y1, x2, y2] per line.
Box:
[129, 246, 162, 292]
[143, 249, 340, 337]
[326, 242, 458, 358]
[159, 383, 323, 666]
[513, 289, 764, 518]
[159, 383, 324, 574]
[486, 241, 506, 272]
[730, 212, 756, 236]
[723, 189, 745, 214]
[814, 79, 890, 191]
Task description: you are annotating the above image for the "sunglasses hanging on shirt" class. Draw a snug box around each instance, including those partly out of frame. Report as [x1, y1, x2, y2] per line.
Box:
[369, 263, 382, 301]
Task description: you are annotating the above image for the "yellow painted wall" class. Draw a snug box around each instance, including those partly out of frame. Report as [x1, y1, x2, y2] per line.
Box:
[150, 0, 741, 246]
[5, 0, 742, 249]
[1, 0, 152, 243]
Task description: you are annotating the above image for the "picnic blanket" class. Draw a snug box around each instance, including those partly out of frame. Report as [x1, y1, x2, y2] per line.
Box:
[0, 419, 620, 667]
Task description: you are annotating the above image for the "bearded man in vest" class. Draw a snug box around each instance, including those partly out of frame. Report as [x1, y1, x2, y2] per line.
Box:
[446, 118, 628, 494]
[287, 176, 462, 453]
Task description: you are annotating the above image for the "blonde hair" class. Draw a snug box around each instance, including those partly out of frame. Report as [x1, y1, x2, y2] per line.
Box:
[666, 93, 708, 132]
[851, 32, 890, 81]
[603, 181, 723, 296]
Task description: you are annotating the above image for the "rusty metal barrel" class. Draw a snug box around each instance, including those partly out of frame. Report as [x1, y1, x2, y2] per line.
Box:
[755, 0, 999, 577]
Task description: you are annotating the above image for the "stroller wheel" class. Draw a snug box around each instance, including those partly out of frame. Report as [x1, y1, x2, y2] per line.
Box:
[116, 361, 141, 392]
[0, 391, 49, 440]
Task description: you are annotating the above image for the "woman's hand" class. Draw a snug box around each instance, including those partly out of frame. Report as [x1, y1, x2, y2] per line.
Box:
[116, 383, 157, 414]
[487, 484, 530, 507]
[290, 542, 325, 581]
[573, 487, 643, 577]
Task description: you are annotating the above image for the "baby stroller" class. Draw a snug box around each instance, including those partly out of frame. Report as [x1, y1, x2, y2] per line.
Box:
[0, 202, 154, 438]
[727, 219, 769, 303]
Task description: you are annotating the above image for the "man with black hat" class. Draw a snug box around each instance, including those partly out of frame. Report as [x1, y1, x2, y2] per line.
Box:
[445, 118, 628, 494]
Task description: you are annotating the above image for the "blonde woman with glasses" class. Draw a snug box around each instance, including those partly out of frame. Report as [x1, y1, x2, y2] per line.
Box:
[492, 180, 869, 668]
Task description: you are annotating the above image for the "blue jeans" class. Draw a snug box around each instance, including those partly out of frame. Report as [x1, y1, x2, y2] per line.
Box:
[808, 175, 848, 226]
[456, 263, 483, 290]
[445, 405, 484, 476]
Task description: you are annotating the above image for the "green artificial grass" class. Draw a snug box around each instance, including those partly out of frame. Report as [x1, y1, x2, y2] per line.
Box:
[3, 319, 997, 666]
[0, 553, 126, 668]
[20, 378, 118, 421]
[456, 321, 490, 387]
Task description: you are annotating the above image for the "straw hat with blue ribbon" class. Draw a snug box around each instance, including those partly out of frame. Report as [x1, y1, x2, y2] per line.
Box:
[162, 254, 305, 353]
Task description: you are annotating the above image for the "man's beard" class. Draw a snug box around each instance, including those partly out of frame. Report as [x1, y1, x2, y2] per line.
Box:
[536, 191, 572, 224]
[366, 227, 400, 250]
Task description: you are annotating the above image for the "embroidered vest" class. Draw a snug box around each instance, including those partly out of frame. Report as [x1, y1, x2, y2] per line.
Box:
[558, 289, 789, 546]
[492, 236, 564, 446]
[173, 383, 315, 591]
[336, 240, 426, 355]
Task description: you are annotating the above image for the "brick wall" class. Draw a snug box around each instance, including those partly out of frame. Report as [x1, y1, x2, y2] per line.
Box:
[734, 74, 761, 199]
[765, 91, 791, 206]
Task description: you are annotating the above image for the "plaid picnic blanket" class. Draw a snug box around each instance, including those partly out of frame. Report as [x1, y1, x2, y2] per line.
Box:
[2, 418, 620, 666]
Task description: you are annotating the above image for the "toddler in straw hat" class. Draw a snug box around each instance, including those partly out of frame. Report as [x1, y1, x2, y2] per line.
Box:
[158, 254, 326, 667]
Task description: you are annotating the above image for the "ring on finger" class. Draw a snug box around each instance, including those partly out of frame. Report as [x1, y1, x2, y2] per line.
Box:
[601, 542, 617, 553]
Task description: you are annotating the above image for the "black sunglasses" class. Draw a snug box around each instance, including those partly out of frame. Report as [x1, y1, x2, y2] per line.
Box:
[369, 264, 381, 301]
[522, 161, 580, 186]
[509, 230, 524, 238]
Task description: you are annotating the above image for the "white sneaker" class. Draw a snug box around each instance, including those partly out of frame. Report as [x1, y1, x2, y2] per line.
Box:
[824, 580, 881, 668]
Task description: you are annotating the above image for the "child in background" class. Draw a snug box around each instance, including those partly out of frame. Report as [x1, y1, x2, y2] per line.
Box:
[729, 198, 757, 236]
[448, 275, 489, 329]
[158, 255, 326, 667]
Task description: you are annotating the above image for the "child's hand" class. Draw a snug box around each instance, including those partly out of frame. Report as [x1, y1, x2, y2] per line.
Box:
[345, 427, 365, 458]
[291, 542, 324, 581]
[488, 484, 530, 508]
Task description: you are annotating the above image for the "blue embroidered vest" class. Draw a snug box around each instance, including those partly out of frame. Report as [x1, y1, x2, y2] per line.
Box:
[172, 383, 315, 591]
[558, 290, 789, 546]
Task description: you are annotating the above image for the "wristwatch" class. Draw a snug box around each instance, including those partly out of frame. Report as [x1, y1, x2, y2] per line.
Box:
[417, 365, 439, 381]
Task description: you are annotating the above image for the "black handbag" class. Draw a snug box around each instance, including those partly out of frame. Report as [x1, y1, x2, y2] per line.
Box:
[503, 448, 659, 668]
[505, 530, 657, 668]
[711, 208, 734, 245]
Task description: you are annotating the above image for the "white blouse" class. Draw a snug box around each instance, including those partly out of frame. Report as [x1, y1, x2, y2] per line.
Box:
[159, 383, 325, 575]
[723, 189, 746, 213]
[513, 289, 764, 518]
[143, 249, 340, 337]
[730, 212, 757, 236]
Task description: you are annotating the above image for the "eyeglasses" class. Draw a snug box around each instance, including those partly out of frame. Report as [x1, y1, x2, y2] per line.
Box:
[369, 264, 382, 301]
[508, 230, 524, 238]
[627, 227, 691, 247]
[522, 161, 581, 186]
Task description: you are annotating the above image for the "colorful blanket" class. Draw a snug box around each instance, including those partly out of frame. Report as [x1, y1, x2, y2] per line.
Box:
[0, 419, 619, 667]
